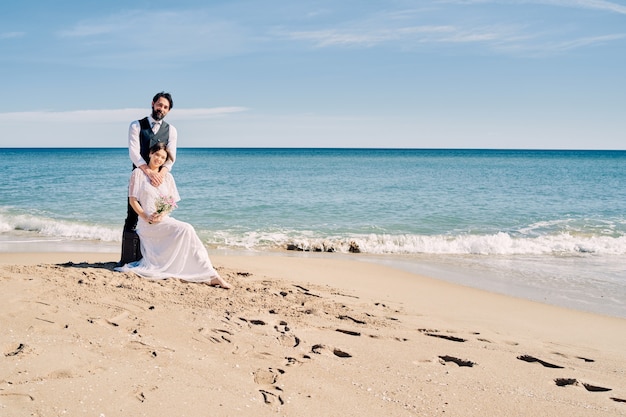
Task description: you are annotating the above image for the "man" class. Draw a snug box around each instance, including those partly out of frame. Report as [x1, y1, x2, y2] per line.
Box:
[119, 91, 178, 265]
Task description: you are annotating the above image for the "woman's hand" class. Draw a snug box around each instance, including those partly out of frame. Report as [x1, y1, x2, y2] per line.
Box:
[147, 213, 164, 224]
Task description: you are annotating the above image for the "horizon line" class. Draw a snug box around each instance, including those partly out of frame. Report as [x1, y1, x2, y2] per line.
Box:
[2, 146, 625, 152]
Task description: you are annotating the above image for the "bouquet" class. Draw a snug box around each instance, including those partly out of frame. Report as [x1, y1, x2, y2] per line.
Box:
[154, 194, 177, 216]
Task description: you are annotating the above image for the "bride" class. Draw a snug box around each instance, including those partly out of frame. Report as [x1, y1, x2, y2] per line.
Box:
[115, 142, 231, 289]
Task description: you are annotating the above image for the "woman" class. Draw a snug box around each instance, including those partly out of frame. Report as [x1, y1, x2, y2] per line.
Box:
[115, 142, 231, 289]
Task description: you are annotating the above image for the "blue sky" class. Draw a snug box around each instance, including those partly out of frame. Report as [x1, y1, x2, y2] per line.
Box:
[1, 0, 624, 149]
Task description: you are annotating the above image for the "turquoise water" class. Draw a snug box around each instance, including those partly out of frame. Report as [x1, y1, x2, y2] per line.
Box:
[1, 148, 625, 316]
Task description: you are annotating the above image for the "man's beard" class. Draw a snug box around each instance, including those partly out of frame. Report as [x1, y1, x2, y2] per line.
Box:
[151, 109, 165, 121]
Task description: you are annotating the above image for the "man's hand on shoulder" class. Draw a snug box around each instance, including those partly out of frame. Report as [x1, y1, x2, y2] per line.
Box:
[139, 164, 164, 187]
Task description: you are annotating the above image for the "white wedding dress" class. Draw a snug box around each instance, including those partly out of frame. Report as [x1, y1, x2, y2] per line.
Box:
[115, 169, 219, 282]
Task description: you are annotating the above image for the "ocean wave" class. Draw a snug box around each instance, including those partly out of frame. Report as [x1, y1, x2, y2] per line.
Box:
[3, 210, 625, 256]
[0, 212, 120, 242]
[203, 230, 626, 256]
[520, 218, 626, 238]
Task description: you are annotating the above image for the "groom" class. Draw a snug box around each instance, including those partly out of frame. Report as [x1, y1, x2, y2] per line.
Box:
[118, 91, 178, 265]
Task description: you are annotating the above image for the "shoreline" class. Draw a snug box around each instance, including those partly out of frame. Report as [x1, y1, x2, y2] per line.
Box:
[0, 224, 626, 318]
[1, 251, 625, 415]
[1, 241, 624, 319]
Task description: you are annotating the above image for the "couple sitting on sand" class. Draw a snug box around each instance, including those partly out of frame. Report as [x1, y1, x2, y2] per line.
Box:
[115, 142, 231, 289]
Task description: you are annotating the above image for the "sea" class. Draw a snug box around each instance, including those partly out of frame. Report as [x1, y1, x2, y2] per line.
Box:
[1, 148, 625, 318]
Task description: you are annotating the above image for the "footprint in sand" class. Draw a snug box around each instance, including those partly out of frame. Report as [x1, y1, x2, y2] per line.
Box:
[336, 329, 361, 337]
[335, 322, 406, 341]
[338, 315, 367, 325]
[253, 367, 284, 385]
[269, 319, 302, 348]
[259, 389, 284, 406]
[239, 317, 267, 326]
[311, 344, 352, 358]
[517, 355, 564, 369]
[552, 351, 596, 363]
[419, 329, 466, 343]
[4, 343, 27, 357]
[253, 368, 285, 406]
[132, 385, 157, 403]
[554, 378, 612, 392]
[284, 355, 312, 367]
[438, 355, 476, 367]
[278, 334, 301, 348]
[104, 310, 130, 327]
[293, 285, 322, 298]
[554, 378, 626, 406]
[197, 328, 234, 344]
[274, 320, 290, 333]
[0, 393, 35, 404]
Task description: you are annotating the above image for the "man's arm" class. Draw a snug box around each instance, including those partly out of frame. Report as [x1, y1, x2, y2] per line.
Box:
[163, 124, 178, 172]
[128, 120, 148, 172]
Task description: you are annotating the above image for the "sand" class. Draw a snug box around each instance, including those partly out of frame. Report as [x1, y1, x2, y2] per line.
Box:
[1, 252, 625, 417]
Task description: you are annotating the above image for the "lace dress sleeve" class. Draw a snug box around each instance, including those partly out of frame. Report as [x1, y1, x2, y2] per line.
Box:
[164, 173, 181, 203]
[128, 169, 145, 200]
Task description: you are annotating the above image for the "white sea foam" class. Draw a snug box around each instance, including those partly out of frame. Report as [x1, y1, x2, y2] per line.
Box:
[0, 212, 120, 243]
[200, 229, 626, 256]
[3, 208, 625, 256]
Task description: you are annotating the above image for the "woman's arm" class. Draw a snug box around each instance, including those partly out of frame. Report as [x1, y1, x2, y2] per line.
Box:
[130, 196, 163, 224]
[129, 197, 150, 222]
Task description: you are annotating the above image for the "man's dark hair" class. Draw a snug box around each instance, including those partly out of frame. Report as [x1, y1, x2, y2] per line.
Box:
[152, 91, 174, 109]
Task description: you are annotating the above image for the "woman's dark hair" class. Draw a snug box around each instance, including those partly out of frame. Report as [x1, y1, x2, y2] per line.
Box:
[148, 142, 172, 168]
[152, 91, 173, 109]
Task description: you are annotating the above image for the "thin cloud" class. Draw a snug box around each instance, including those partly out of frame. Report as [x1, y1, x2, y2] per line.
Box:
[1, 31, 25, 39]
[444, 0, 626, 14]
[282, 1, 625, 55]
[544, 33, 626, 50]
[287, 29, 387, 47]
[531, 0, 626, 14]
[58, 23, 119, 38]
[287, 25, 457, 47]
[434, 26, 513, 43]
[175, 108, 250, 120]
[53, 10, 249, 67]
[0, 107, 248, 123]
[286, 24, 531, 49]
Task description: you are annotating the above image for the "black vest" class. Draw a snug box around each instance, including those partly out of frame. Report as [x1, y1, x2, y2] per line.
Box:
[137, 117, 170, 166]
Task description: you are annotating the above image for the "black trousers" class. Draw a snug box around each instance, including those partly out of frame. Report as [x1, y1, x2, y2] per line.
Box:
[119, 167, 142, 263]
[123, 166, 141, 231]
[123, 198, 139, 232]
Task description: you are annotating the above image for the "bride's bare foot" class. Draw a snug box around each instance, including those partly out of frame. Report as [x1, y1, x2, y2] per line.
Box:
[209, 275, 232, 289]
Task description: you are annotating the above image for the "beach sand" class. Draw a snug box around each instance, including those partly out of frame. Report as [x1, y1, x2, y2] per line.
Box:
[1, 252, 625, 416]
